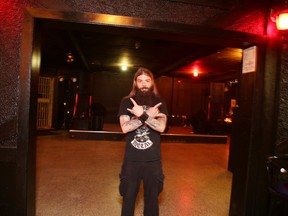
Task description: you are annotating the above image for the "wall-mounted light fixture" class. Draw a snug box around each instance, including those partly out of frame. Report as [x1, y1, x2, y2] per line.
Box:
[58, 76, 78, 83]
[71, 77, 77, 83]
[271, 1, 288, 36]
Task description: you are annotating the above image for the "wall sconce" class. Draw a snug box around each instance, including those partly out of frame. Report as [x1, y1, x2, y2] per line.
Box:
[59, 76, 65, 82]
[271, 1, 288, 37]
[273, 11, 288, 30]
[58, 76, 78, 83]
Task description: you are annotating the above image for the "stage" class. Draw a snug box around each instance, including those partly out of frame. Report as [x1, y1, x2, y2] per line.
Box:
[69, 124, 228, 144]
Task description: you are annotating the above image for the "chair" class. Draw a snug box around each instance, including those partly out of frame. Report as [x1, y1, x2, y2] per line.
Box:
[267, 155, 288, 215]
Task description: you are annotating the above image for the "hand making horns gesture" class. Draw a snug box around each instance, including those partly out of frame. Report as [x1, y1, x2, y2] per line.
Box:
[127, 98, 162, 118]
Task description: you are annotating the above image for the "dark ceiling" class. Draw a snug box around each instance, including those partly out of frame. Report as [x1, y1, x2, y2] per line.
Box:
[40, 18, 243, 83]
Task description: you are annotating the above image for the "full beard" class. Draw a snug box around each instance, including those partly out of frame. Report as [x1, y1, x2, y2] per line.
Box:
[134, 87, 154, 106]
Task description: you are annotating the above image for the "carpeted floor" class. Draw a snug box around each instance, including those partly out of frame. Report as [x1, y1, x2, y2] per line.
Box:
[36, 131, 232, 216]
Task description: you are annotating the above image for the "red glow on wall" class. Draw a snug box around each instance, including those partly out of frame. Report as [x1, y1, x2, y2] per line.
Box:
[267, 19, 279, 38]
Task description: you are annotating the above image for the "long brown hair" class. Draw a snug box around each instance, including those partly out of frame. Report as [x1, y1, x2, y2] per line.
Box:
[127, 67, 160, 97]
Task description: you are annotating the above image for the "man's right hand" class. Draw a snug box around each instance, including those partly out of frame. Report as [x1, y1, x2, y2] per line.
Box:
[127, 98, 144, 117]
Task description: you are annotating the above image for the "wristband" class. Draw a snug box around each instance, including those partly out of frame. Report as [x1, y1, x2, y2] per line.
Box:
[139, 112, 149, 123]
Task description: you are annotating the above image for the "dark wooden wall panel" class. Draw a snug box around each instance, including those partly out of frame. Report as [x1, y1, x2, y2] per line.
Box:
[229, 72, 255, 215]
[0, 162, 16, 216]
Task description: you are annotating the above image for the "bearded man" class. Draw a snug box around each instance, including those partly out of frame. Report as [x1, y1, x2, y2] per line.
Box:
[118, 67, 168, 216]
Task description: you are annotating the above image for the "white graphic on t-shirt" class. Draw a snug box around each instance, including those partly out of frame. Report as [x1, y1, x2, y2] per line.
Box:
[131, 125, 153, 149]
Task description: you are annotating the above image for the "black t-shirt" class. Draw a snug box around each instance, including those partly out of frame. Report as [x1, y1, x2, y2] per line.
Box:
[118, 96, 168, 162]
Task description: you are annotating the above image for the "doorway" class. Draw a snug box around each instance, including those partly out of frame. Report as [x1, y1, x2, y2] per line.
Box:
[19, 7, 261, 215]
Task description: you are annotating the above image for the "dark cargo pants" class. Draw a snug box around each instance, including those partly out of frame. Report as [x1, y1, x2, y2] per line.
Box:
[119, 160, 164, 216]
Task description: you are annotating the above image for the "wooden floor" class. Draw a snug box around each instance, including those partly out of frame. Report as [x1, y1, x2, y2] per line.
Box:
[36, 130, 232, 216]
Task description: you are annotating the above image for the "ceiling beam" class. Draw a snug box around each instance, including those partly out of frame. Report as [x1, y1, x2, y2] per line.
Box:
[27, 8, 264, 49]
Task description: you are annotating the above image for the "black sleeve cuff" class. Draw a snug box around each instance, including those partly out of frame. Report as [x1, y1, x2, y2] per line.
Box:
[139, 112, 149, 123]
